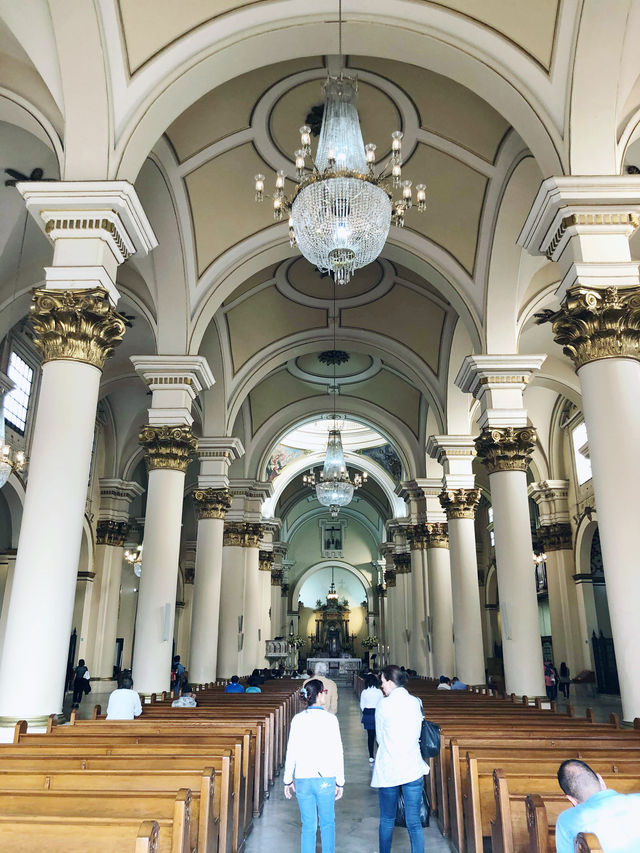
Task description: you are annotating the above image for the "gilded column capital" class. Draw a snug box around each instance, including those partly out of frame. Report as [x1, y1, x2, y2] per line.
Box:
[475, 426, 537, 474]
[439, 488, 480, 520]
[223, 522, 246, 547]
[392, 552, 412, 574]
[406, 524, 428, 551]
[139, 425, 197, 473]
[426, 522, 449, 549]
[539, 522, 573, 552]
[192, 487, 231, 520]
[31, 287, 126, 369]
[376, 583, 387, 598]
[384, 568, 397, 587]
[536, 285, 640, 370]
[281, 582, 290, 597]
[96, 519, 128, 547]
[245, 523, 263, 548]
[271, 568, 283, 586]
[259, 550, 274, 572]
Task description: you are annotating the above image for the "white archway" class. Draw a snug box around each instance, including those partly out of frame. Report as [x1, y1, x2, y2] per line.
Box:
[291, 560, 374, 613]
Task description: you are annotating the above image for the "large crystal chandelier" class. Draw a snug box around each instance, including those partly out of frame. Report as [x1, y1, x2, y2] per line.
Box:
[0, 439, 25, 489]
[253, 6, 426, 285]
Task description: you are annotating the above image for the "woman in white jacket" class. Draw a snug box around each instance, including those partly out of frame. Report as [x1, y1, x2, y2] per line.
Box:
[371, 665, 429, 853]
[283, 679, 345, 853]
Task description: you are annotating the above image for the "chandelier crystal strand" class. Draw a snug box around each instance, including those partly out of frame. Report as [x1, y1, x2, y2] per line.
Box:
[252, 1, 426, 285]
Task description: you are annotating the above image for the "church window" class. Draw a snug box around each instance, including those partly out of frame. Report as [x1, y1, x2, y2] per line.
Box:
[572, 421, 592, 486]
[4, 351, 33, 435]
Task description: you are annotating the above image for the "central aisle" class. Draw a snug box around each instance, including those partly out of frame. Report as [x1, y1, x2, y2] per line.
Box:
[244, 686, 455, 852]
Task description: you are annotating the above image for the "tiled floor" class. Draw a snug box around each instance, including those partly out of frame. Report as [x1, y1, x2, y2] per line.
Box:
[244, 687, 455, 853]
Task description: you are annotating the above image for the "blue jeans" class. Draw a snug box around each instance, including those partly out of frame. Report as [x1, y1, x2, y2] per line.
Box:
[378, 776, 424, 853]
[295, 776, 336, 853]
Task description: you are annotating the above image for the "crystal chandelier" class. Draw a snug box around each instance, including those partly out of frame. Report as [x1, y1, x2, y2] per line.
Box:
[125, 544, 143, 577]
[0, 441, 25, 489]
[253, 6, 426, 285]
[326, 567, 339, 604]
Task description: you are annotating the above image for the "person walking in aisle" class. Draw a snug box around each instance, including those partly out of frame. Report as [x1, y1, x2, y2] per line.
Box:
[559, 662, 571, 699]
[360, 672, 383, 763]
[372, 664, 429, 853]
[283, 679, 344, 853]
[71, 658, 90, 709]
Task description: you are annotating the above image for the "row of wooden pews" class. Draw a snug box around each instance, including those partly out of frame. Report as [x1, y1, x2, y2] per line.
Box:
[355, 675, 640, 853]
[0, 678, 301, 852]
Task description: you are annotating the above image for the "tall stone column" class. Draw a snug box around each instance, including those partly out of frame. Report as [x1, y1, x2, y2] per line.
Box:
[131, 357, 213, 696]
[271, 543, 288, 638]
[428, 436, 486, 685]
[242, 523, 263, 673]
[0, 182, 155, 725]
[529, 481, 583, 673]
[519, 175, 640, 718]
[176, 559, 195, 666]
[392, 551, 412, 669]
[189, 488, 231, 684]
[383, 564, 397, 662]
[218, 523, 247, 679]
[406, 525, 429, 675]
[259, 549, 274, 647]
[426, 523, 455, 678]
[90, 480, 144, 683]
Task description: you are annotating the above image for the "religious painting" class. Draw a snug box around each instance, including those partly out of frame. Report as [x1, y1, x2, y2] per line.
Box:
[320, 518, 345, 558]
[358, 443, 402, 484]
[266, 444, 307, 481]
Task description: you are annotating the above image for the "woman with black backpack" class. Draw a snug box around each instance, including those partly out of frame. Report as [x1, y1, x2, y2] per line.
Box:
[71, 658, 91, 709]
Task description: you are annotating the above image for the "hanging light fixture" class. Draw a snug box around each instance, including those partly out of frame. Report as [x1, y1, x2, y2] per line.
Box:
[303, 278, 367, 516]
[253, 0, 427, 285]
[125, 544, 143, 577]
[326, 566, 339, 604]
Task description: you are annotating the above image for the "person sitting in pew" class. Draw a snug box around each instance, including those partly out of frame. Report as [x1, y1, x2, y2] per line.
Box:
[171, 683, 198, 707]
[556, 759, 640, 853]
[450, 677, 468, 691]
[106, 672, 142, 720]
[436, 676, 451, 691]
[246, 676, 262, 693]
[224, 675, 245, 693]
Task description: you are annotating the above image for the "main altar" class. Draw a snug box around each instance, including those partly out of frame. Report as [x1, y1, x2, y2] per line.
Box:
[306, 572, 361, 670]
[307, 657, 362, 676]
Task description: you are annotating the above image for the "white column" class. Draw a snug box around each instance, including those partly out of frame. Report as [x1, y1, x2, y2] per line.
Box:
[258, 550, 274, 660]
[393, 552, 412, 670]
[0, 182, 155, 725]
[218, 524, 246, 679]
[426, 524, 455, 677]
[131, 357, 214, 696]
[242, 527, 262, 674]
[407, 526, 429, 675]
[189, 490, 229, 684]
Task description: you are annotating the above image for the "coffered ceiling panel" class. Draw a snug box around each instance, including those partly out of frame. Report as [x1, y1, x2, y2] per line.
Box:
[341, 283, 445, 374]
[167, 57, 323, 162]
[249, 369, 325, 432]
[352, 56, 510, 162]
[226, 284, 327, 371]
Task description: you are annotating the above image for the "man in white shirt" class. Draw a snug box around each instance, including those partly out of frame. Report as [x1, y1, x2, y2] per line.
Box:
[171, 685, 198, 707]
[106, 673, 142, 720]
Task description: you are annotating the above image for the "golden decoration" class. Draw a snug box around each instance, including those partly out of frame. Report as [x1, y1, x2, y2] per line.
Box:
[406, 523, 428, 551]
[139, 425, 197, 473]
[271, 568, 284, 586]
[193, 488, 231, 520]
[96, 519, 128, 547]
[426, 522, 449, 548]
[245, 523, 263, 548]
[392, 552, 412, 574]
[475, 426, 537, 474]
[30, 287, 127, 369]
[384, 568, 397, 587]
[539, 522, 573, 552]
[439, 488, 480, 519]
[223, 522, 246, 547]
[259, 549, 274, 572]
[536, 285, 640, 370]
[281, 582, 290, 597]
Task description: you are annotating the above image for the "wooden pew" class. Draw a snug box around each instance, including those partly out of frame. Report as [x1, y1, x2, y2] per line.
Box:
[0, 816, 160, 853]
[575, 833, 604, 853]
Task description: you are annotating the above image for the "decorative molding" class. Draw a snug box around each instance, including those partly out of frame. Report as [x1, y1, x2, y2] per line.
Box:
[384, 568, 397, 587]
[96, 519, 128, 547]
[259, 550, 274, 572]
[281, 582, 290, 597]
[475, 426, 537, 474]
[544, 213, 639, 261]
[439, 488, 480, 520]
[139, 425, 197, 473]
[45, 215, 133, 263]
[406, 523, 428, 550]
[193, 487, 231, 520]
[539, 522, 573, 552]
[392, 552, 412, 574]
[536, 285, 640, 370]
[222, 521, 263, 548]
[184, 565, 195, 584]
[30, 287, 126, 369]
[426, 522, 449, 549]
[271, 568, 283, 586]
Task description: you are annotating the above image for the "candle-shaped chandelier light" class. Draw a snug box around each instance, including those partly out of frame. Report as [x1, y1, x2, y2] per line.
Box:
[253, 4, 427, 285]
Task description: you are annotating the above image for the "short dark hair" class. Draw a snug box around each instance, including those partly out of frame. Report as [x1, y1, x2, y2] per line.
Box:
[183, 684, 193, 694]
[78, 659, 85, 667]
[301, 678, 323, 706]
[174, 655, 180, 662]
[364, 673, 379, 689]
[230, 675, 239, 683]
[557, 759, 601, 802]
[118, 673, 133, 690]
[382, 664, 408, 687]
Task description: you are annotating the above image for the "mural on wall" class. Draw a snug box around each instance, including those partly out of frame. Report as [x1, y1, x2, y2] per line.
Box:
[358, 443, 402, 484]
[266, 444, 308, 481]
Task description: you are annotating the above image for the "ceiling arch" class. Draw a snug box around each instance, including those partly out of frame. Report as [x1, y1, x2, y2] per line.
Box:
[290, 559, 375, 612]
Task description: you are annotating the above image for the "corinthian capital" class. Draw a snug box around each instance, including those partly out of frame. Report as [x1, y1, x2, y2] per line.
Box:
[536, 285, 640, 370]
[139, 425, 197, 473]
[426, 522, 449, 548]
[31, 287, 126, 369]
[193, 488, 231, 520]
[475, 426, 537, 474]
[439, 488, 480, 519]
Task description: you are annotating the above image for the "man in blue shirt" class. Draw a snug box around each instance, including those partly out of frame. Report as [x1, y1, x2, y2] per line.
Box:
[451, 677, 468, 691]
[556, 759, 640, 853]
[224, 675, 245, 693]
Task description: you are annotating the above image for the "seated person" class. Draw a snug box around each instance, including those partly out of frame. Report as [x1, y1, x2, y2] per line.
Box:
[106, 672, 142, 720]
[224, 675, 245, 693]
[171, 684, 197, 707]
[451, 676, 468, 690]
[437, 675, 451, 690]
[556, 759, 640, 853]
[245, 676, 262, 693]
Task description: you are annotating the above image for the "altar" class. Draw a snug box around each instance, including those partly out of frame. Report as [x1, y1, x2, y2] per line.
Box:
[307, 657, 362, 676]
